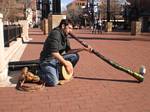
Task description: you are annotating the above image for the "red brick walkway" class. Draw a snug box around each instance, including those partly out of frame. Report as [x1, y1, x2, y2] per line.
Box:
[0, 28, 150, 112]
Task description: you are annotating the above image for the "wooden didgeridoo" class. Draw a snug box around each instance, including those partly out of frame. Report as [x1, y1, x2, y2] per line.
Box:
[69, 33, 144, 82]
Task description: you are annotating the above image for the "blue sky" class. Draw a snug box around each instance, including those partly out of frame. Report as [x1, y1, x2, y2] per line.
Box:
[61, 0, 74, 11]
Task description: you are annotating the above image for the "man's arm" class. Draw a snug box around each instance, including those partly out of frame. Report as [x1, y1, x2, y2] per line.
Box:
[67, 46, 93, 54]
[67, 48, 85, 54]
[51, 52, 73, 74]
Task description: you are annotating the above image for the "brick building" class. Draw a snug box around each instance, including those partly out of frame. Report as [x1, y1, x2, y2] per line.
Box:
[66, 0, 87, 11]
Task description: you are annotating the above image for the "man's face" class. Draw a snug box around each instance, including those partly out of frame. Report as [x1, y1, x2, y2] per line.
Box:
[64, 24, 73, 35]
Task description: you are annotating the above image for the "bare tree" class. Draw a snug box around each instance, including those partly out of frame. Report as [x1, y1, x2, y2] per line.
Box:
[100, 0, 123, 20]
[0, 0, 26, 22]
[67, 6, 85, 25]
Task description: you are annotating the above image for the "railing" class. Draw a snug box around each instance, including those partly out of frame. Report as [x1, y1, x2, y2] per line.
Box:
[4, 25, 22, 47]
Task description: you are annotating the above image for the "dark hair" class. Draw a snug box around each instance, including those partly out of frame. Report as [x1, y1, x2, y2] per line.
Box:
[58, 19, 73, 28]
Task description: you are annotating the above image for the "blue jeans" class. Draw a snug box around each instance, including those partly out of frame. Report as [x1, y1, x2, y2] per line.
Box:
[39, 53, 79, 86]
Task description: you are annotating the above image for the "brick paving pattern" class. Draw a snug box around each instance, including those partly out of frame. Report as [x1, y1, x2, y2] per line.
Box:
[0, 28, 150, 112]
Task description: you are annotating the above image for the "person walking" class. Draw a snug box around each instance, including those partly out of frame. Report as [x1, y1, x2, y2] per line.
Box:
[97, 19, 102, 34]
[92, 19, 98, 34]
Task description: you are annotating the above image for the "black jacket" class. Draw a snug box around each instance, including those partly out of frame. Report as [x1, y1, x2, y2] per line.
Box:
[40, 27, 71, 61]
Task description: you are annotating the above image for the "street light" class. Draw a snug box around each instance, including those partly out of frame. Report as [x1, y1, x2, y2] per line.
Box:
[36, 0, 51, 19]
[52, 0, 61, 14]
[87, 0, 100, 25]
[107, 0, 110, 22]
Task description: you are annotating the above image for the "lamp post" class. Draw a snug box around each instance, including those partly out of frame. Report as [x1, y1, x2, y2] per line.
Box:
[36, 0, 51, 19]
[107, 0, 110, 22]
[87, 0, 94, 24]
[91, 0, 94, 24]
[87, 0, 100, 25]
[131, 0, 141, 35]
[42, 0, 50, 19]
[105, 0, 112, 32]
[52, 0, 61, 14]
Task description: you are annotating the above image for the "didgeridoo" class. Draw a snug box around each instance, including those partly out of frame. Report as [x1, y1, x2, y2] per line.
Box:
[69, 33, 144, 82]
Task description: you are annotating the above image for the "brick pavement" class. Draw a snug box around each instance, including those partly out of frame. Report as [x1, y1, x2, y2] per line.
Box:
[0, 28, 150, 112]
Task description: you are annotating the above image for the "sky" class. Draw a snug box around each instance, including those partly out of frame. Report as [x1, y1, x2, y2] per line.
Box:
[61, 0, 74, 11]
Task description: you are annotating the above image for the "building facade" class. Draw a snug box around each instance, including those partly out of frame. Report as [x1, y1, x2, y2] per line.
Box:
[67, 0, 87, 11]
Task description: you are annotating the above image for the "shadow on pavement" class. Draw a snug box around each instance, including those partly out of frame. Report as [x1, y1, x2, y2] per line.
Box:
[23, 41, 44, 45]
[69, 36, 150, 42]
[76, 31, 131, 36]
[75, 76, 139, 83]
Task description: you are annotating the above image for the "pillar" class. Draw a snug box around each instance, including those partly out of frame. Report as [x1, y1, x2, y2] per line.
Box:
[105, 22, 112, 32]
[0, 13, 8, 82]
[131, 21, 142, 35]
[43, 19, 48, 35]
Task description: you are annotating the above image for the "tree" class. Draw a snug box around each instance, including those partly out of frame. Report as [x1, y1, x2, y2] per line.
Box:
[0, 0, 17, 21]
[100, 0, 123, 20]
[67, 6, 85, 26]
[0, 0, 31, 22]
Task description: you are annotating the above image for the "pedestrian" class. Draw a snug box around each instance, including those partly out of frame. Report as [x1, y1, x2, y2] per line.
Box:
[92, 19, 97, 34]
[39, 19, 92, 86]
[97, 19, 102, 34]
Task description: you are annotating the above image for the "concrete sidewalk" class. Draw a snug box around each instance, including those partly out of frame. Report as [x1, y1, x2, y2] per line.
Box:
[0, 28, 150, 112]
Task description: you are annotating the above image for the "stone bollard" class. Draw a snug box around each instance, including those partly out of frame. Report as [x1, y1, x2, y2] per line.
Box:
[0, 13, 8, 82]
[131, 21, 142, 35]
[43, 19, 48, 35]
[105, 22, 112, 32]
[48, 14, 66, 32]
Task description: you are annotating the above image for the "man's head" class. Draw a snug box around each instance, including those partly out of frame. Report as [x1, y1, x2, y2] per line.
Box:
[58, 19, 73, 35]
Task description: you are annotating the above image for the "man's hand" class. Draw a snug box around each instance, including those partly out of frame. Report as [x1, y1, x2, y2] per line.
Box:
[84, 45, 93, 53]
[64, 60, 73, 75]
[51, 52, 74, 75]
[51, 52, 73, 74]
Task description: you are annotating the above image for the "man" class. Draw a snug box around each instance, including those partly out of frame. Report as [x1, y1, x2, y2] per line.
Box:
[92, 18, 98, 34]
[97, 19, 102, 34]
[39, 19, 92, 86]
